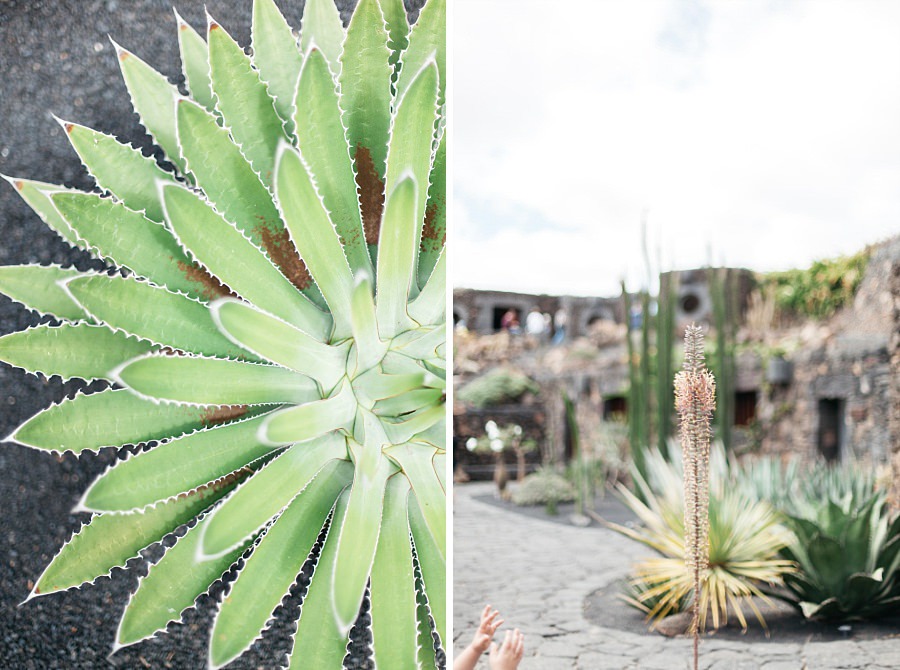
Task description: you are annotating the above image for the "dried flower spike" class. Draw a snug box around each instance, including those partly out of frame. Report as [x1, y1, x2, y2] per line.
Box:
[674, 323, 716, 670]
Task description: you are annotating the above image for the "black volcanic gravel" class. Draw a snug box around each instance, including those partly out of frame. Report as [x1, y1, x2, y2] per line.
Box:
[0, 1, 438, 668]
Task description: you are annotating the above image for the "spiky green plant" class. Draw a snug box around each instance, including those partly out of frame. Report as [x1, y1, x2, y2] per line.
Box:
[609, 446, 795, 633]
[0, 0, 446, 667]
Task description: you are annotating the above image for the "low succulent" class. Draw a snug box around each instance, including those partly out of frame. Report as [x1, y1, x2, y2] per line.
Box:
[777, 489, 900, 621]
[0, 0, 446, 667]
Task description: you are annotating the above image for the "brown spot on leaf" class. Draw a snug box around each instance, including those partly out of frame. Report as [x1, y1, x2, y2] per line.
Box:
[354, 145, 385, 245]
[200, 404, 249, 427]
[178, 22, 188, 31]
[64, 122, 74, 134]
[14, 180, 24, 191]
[209, 21, 220, 31]
[118, 49, 129, 62]
[177, 261, 237, 301]
[420, 202, 445, 253]
[256, 224, 313, 291]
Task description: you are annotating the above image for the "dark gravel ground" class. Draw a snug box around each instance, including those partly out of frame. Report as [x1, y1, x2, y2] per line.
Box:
[585, 582, 900, 643]
[0, 1, 438, 668]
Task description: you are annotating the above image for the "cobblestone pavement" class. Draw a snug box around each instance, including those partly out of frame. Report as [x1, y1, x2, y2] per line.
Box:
[452, 482, 900, 670]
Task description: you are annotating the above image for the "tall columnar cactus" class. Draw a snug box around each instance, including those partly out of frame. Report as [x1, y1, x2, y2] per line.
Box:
[674, 324, 716, 670]
[0, 0, 446, 667]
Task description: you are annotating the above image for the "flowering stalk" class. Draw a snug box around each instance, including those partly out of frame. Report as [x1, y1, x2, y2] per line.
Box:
[674, 324, 716, 670]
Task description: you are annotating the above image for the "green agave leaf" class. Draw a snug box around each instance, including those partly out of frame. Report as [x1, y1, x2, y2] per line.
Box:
[160, 183, 330, 339]
[353, 369, 425, 405]
[175, 9, 216, 112]
[349, 272, 388, 373]
[288, 488, 350, 669]
[201, 442, 350, 559]
[384, 404, 444, 445]
[113, 41, 187, 174]
[274, 144, 354, 337]
[114, 354, 318, 407]
[65, 274, 251, 359]
[175, 98, 326, 312]
[416, 595, 439, 670]
[385, 443, 444, 560]
[208, 17, 286, 186]
[409, 249, 445, 327]
[369, 474, 418, 667]
[251, 0, 304, 135]
[50, 192, 207, 298]
[376, 176, 418, 338]
[409, 489, 446, 646]
[210, 298, 347, 390]
[115, 509, 249, 649]
[60, 120, 177, 223]
[413, 413, 445, 451]
[384, 61, 439, 267]
[258, 383, 356, 446]
[0, 264, 88, 321]
[7, 388, 215, 454]
[340, 0, 392, 193]
[294, 48, 372, 278]
[395, 0, 445, 107]
[2, 176, 80, 246]
[374, 389, 443, 417]
[31, 475, 239, 598]
[434, 453, 446, 492]
[392, 325, 444, 361]
[332, 443, 396, 630]
[81, 412, 277, 512]
[417, 129, 446, 288]
[299, 0, 345, 77]
[209, 464, 350, 669]
[0, 323, 154, 382]
[381, 0, 409, 77]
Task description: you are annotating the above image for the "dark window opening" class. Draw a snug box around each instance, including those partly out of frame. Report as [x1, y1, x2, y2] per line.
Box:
[492, 306, 520, 332]
[817, 398, 844, 463]
[680, 292, 701, 314]
[734, 391, 758, 427]
[603, 396, 628, 421]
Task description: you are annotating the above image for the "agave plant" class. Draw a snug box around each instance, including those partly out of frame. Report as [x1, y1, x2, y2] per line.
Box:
[777, 489, 900, 621]
[0, 0, 446, 666]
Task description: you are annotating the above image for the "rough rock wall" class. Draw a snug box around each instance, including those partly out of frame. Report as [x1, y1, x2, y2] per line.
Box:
[889, 260, 900, 508]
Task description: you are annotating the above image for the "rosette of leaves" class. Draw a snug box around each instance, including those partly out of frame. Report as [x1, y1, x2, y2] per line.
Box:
[0, 0, 446, 667]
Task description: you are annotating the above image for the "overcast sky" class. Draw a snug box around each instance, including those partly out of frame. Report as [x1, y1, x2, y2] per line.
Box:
[452, 0, 900, 296]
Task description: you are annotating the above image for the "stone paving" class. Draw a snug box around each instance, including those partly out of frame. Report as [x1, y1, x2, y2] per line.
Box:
[452, 482, 900, 670]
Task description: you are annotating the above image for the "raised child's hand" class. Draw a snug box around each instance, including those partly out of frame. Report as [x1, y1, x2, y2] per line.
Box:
[471, 604, 504, 655]
[489, 628, 524, 670]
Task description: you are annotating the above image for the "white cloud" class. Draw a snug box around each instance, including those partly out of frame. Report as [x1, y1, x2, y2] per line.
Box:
[453, 0, 900, 296]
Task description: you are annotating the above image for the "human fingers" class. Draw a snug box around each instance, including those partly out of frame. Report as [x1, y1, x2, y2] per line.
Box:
[488, 617, 505, 635]
[513, 629, 524, 659]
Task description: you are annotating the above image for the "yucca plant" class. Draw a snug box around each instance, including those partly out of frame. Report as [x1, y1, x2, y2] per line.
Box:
[609, 448, 795, 634]
[0, 0, 446, 667]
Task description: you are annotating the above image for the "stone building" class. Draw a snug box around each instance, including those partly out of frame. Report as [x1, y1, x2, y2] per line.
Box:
[452, 288, 622, 338]
[454, 237, 899, 472]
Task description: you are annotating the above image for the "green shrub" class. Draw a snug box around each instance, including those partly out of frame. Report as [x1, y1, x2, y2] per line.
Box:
[457, 367, 539, 408]
[510, 468, 576, 507]
[757, 248, 870, 320]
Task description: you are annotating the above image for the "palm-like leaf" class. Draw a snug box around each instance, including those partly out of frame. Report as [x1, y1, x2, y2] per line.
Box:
[608, 446, 795, 631]
[1, 0, 446, 666]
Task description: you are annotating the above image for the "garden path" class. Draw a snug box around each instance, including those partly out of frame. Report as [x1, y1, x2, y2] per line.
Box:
[452, 481, 900, 670]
